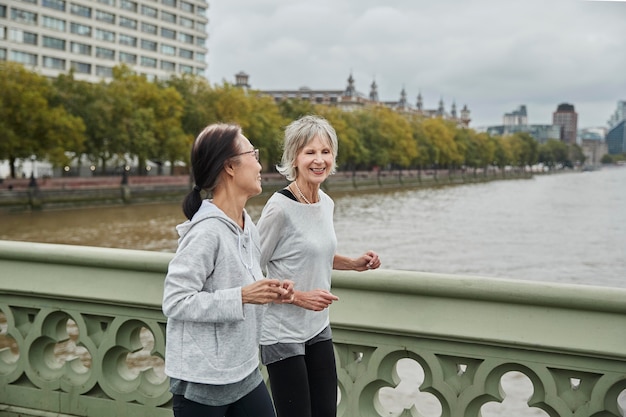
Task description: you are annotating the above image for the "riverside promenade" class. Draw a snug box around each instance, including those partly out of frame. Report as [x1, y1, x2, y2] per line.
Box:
[0, 167, 532, 212]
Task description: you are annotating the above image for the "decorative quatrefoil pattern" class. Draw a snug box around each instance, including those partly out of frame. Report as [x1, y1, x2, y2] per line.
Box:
[333, 343, 626, 417]
[0, 304, 170, 408]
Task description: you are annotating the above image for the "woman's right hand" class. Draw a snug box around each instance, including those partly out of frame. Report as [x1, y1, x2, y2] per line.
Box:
[292, 289, 339, 311]
[241, 279, 289, 305]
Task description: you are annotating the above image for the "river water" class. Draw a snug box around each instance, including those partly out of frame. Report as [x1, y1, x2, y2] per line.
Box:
[1, 166, 624, 288]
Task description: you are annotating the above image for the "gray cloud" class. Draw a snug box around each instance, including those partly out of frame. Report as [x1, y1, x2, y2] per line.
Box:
[208, 0, 626, 128]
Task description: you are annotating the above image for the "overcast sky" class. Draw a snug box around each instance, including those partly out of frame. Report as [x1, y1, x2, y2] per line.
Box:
[206, 0, 626, 129]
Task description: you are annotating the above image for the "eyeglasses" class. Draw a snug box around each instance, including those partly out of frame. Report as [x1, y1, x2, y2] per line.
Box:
[234, 148, 259, 161]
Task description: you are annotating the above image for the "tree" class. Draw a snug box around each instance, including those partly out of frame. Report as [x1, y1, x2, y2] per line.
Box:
[0, 62, 84, 178]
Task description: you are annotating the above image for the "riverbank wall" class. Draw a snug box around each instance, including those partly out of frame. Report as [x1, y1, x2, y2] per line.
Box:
[0, 168, 535, 212]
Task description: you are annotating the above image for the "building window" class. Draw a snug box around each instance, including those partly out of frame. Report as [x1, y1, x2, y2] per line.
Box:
[71, 22, 91, 36]
[162, 0, 176, 8]
[119, 16, 137, 29]
[179, 48, 192, 59]
[71, 61, 91, 74]
[119, 34, 137, 47]
[42, 16, 65, 31]
[0, 49, 6, 60]
[43, 56, 65, 69]
[0, 5, 7, 18]
[42, 0, 66, 12]
[70, 3, 91, 17]
[96, 65, 113, 78]
[195, 52, 204, 62]
[9, 29, 38, 45]
[195, 21, 205, 32]
[141, 22, 157, 35]
[161, 11, 176, 23]
[95, 29, 115, 42]
[160, 44, 175, 55]
[180, 64, 192, 74]
[96, 46, 115, 59]
[141, 5, 157, 18]
[178, 32, 192, 43]
[180, 1, 193, 13]
[195, 67, 204, 76]
[11, 50, 37, 66]
[160, 60, 175, 71]
[43, 36, 66, 50]
[141, 39, 157, 51]
[141, 56, 157, 68]
[71, 41, 91, 55]
[11, 8, 37, 25]
[161, 28, 175, 39]
[179, 17, 193, 28]
[95, 10, 115, 24]
[0, 26, 5, 40]
[196, 6, 205, 17]
[120, 0, 137, 12]
[196, 37, 205, 47]
[119, 52, 136, 64]
[97, 0, 115, 5]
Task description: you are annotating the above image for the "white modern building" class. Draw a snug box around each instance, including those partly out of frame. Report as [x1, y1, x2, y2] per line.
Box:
[0, 0, 208, 81]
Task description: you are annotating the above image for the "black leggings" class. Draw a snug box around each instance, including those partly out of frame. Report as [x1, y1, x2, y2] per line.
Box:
[266, 339, 337, 417]
[172, 381, 276, 417]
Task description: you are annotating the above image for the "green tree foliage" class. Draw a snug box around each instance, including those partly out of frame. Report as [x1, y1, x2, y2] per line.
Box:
[538, 139, 568, 169]
[2, 62, 559, 180]
[106, 66, 186, 175]
[0, 62, 85, 178]
[423, 117, 460, 169]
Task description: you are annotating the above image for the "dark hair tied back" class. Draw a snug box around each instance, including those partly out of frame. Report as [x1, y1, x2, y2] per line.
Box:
[182, 123, 242, 220]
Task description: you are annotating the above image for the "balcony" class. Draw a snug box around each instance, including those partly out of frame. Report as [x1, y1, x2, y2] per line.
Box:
[1, 240, 625, 417]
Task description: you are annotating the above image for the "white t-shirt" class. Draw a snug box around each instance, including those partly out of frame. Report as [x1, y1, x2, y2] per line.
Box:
[257, 189, 337, 345]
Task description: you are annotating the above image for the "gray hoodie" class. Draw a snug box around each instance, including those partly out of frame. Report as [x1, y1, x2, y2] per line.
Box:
[163, 200, 265, 385]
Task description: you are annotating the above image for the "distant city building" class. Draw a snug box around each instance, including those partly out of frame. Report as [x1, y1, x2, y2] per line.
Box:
[578, 127, 607, 142]
[480, 124, 561, 144]
[234, 72, 471, 127]
[552, 103, 578, 145]
[608, 100, 626, 128]
[581, 139, 608, 167]
[474, 105, 560, 144]
[606, 119, 626, 155]
[0, 0, 209, 81]
[503, 105, 528, 126]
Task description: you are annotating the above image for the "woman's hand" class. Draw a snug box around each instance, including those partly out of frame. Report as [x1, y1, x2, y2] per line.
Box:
[292, 289, 339, 311]
[241, 279, 290, 305]
[275, 279, 295, 304]
[353, 250, 381, 272]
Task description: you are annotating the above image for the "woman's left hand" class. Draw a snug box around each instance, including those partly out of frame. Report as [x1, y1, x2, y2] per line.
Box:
[355, 250, 381, 272]
[276, 279, 295, 304]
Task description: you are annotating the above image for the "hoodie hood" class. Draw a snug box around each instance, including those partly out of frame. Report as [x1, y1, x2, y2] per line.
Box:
[176, 200, 255, 275]
[176, 200, 242, 238]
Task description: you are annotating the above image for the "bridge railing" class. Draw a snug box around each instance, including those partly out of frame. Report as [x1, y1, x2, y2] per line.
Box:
[1, 240, 625, 417]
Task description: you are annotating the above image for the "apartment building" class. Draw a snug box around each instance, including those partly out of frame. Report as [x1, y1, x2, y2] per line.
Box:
[0, 0, 208, 81]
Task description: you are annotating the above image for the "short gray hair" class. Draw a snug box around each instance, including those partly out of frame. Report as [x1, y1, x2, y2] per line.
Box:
[276, 115, 338, 181]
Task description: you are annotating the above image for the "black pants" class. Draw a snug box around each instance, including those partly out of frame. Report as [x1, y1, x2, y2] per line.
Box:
[172, 381, 275, 417]
[266, 339, 337, 417]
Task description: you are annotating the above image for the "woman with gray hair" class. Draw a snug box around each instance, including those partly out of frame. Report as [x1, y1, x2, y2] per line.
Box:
[257, 115, 381, 417]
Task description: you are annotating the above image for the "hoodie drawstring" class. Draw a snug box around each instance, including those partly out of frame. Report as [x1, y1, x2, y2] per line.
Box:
[238, 228, 254, 277]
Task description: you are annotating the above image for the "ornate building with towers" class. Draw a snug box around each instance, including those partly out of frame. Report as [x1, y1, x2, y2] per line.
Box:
[233, 72, 472, 128]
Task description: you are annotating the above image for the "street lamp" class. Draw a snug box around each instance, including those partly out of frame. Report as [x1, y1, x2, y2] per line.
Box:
[28, 155, 37, 187]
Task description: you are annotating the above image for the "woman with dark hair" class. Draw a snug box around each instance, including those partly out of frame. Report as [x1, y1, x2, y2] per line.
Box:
[162, 123, 294, 417]
[257, 115, 381, 417]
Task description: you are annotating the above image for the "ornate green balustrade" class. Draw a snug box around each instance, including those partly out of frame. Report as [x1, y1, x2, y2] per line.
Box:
[1, 240, 625, 417]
